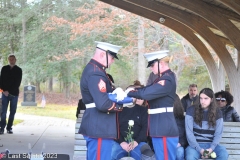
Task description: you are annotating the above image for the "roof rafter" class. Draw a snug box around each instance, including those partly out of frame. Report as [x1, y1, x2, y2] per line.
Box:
[219, 0, 240, 16]
[167, 0, 240, 51]
[99, 0, 221, 91]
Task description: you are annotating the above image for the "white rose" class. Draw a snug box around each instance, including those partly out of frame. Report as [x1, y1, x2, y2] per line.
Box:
[128, 120, 134, 126]
[210, 152, 216, 158]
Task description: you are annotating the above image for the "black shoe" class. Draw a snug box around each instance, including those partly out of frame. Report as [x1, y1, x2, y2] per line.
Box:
[0, 130, 4, 134]
[7, 129, 13, 134]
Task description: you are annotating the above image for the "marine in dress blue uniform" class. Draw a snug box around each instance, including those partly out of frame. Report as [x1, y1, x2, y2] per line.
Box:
[79, 41, 123, 160]
[127, 51, 179, 160]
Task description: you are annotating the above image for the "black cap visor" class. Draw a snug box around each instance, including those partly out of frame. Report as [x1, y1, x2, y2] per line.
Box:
[107, 50, 118, 59]
[147, 59, 158, 68]
[96, 47, 118, 59]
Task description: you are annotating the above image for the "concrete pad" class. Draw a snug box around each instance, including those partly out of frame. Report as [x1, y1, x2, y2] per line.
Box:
[0, 114, 75, 160]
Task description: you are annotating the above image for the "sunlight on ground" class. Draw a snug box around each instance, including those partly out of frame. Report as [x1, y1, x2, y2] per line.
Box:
[13, 119, 24, 125]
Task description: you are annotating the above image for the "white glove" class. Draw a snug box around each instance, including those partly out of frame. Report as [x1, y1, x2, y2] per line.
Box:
[123, 102, 134, 108]
[112, 87, 127, 102]
[125, 87, 135, 94]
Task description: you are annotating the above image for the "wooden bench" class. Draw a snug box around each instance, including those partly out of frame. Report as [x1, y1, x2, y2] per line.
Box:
[219, 122, 240, 160]
[199, 122, 240, 160]
[73, 110, 87, 160]
[74, 110, 240, 160]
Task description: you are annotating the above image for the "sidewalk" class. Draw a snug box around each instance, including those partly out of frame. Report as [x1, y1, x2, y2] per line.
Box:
[0, 113, 75, 160]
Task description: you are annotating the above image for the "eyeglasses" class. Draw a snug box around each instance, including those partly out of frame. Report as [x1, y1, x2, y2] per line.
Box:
[216, 98, 226, 102]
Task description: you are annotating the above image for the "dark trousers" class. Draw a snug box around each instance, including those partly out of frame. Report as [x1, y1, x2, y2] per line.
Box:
[1, 94, 18, 130]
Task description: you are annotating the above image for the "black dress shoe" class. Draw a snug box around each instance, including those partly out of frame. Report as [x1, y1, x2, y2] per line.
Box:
[7, 129, 13, 134]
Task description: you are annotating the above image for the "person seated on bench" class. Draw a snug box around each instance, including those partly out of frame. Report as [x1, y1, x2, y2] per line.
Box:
[185, 88, 228, 160]
[76, 99, 86, 118]
[215, 90, 240, 122]
[111, 80, 155, 160]
[174, 94, 188, 160]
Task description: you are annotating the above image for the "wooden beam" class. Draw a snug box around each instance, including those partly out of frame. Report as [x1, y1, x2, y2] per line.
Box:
[218, 36, 234, 47]
[99, 0, 221, 91]
[99, 0, 240, 111]
[167, 0, 240, 53]
[122, 0, 237, 72]
[219, 0, 240, 16]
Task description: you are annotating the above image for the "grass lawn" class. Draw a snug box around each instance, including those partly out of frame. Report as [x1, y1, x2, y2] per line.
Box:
[13, 119, 24, 125]
[17, 104, 77, 120]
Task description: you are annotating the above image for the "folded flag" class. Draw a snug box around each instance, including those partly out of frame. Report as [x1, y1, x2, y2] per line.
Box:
[108, 93, 133, 104]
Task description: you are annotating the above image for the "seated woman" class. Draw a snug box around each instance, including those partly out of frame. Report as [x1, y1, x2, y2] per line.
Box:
[215, 90, 240, 122]
[185, 88, 228, 160]
[111, 80, 154, 160]
[173, 94, 188, 160]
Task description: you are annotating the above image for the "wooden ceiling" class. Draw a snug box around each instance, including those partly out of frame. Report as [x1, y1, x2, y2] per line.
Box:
[99, 0, 240, 113]
[99, 0, 240, 47]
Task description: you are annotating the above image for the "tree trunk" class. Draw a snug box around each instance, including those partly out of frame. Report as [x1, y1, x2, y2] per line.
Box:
[21, 0, 27, 85]
[48, 77, 53, 92]
[64, 82, 70, 98]
[36, 81, 41, 93]
[137, 18, 146, 85]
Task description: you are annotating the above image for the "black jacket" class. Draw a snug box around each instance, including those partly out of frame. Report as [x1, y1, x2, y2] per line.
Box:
[220, 105, 240, 122]
[181, 94, 199, 112]
[0, 65, 22, 96]
[76, 99, 86, 118]
[175, 117, 188, 148]
[117, 105, 148, 144]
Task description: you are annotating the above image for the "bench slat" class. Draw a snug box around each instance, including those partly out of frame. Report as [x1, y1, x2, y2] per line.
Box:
[73, 155, 86, 160]
[77, 118, 82, 123]
[227, 149, 240, 154]
[222, 132, 240, 138]
[75, 134, 84, 140]
[77, 110, 85, 116]
[74, 145, 87, 150]
[75, 139, 86, 145]
[75, 129, 78, 134]
[74, 151, 87, 155]
[75, 122, 81, 128]
[228, 154, 240, 159]
[75, 123, 81, 129]
[220, 138, 240, 143]
[222, 144, 240, 150]
[223, 126, 240, 133]
[223, 122, 240, 127]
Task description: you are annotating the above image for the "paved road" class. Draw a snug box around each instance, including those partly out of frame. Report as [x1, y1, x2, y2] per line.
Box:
[0, 113, 75, 160]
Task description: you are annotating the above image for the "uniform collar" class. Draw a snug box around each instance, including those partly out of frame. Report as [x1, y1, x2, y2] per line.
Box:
[161, 69, 171, 75]
[90, 59, 106, 70]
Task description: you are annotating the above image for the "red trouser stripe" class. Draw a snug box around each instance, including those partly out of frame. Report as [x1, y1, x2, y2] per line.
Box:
[97, 138, 102, 160]
[163, 137, 168, 160]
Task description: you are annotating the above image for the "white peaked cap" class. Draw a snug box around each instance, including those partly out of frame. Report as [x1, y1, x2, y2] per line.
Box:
[95, 41, 122, 54]
[143, 50, 169, 62]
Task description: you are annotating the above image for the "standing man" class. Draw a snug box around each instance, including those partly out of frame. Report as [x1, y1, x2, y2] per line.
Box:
[127, 50, 179, 160]
[0, 54, 22, 134]
[181, 84, 199, 111]
[79, 41, 124, 160]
